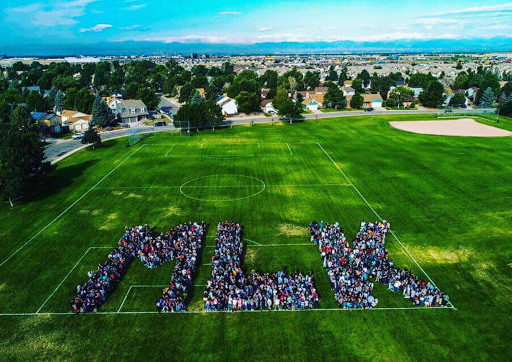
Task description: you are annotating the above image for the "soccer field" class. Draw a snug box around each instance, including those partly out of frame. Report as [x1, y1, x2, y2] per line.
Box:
[0, 114, 510, 361]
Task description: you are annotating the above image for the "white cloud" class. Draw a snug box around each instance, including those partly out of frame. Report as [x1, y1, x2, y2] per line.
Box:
[257, 27, 272, 32]
[218, 11, 241, 16]
[5, 0, 98, 27]
[80, 23, 113, 32]
[120, 24, 150, 31]
[433, 3, 512, 16]
[124, 4, 147, 11]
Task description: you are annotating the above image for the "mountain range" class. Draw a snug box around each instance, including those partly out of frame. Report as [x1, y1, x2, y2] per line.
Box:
[2, 37, 511, 56]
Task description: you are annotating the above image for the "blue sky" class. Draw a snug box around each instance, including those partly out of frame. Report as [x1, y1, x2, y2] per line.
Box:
[1, 0, 511, 45]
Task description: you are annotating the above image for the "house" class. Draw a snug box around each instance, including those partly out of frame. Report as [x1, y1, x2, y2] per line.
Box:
[260, 100, 276, 114]
[217, 96, 238, 116]
[60, 110, 92, 132]
[410, 88, 423, 98]
[362, 94, 383, 108]
[314, 87, 328, 94]
[32, 112, 63, 134]
[342, 86, 355, 96]
[344, 80, 353, 87]
[302, 93, 325, 111]
[109, 99, 149, 123]
[303, 99, 320, 111]
[261, 88, 271, 99]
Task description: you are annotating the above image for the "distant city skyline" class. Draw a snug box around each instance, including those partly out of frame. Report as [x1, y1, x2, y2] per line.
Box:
[1, 0, 512, 48]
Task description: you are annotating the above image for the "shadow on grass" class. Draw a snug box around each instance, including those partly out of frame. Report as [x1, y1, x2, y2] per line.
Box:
[19, 159, 101, 205]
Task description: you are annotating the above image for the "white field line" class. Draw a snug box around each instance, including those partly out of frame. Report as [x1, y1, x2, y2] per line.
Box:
[37, 246, 113, 314]
[244, 238, 263, 246]
[0, 145, 145, 269]
[286, 142, 293, 155]
[164, 144, 176, 157]
[94, 183, 351, 190]
[0, 305, 455, 317]
[316, 142, 456, 309]
[117, 286, 133, 313]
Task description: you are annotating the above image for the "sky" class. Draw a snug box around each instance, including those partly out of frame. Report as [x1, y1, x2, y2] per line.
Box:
[1, 0, 511, 46]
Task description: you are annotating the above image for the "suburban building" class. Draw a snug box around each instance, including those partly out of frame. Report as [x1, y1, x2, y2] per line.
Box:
[32, 112, 62, 134]
[109, 99, 149, 123]
[60, 110, 92, 132]
[260, 99, 276, 114]
[362, 94, 383, 108]
[217, 96, 238, 116]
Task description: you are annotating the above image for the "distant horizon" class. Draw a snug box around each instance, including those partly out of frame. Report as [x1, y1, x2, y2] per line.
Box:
[2, 36, 512, 57]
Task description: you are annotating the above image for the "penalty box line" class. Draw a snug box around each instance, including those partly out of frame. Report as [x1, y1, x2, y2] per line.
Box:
[0, 145, 146, 269]
[316, 142, 456, 310]
[36, 246, 113, 314]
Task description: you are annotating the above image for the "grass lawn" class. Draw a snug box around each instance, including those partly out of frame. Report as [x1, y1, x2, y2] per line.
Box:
[0, 114, 510, 361]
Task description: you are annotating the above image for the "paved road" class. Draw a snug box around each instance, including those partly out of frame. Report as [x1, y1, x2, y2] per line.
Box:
[44, 108, 493, 164]
[158, 94, 180, 115]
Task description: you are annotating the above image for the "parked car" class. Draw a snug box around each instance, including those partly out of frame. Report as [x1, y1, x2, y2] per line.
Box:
[72, 133, 84, 140]
[365, 107, 374, 112]
[154, 121, 167, 127]
[444, 109, 453, 113]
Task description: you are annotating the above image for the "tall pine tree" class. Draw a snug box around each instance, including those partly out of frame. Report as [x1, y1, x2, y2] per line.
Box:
[91, 94, 115, 127]
[0, 105, 53, 207]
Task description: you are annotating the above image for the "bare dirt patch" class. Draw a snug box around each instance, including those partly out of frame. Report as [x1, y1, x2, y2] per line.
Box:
[126, 192, 143, 199]
[162, 206, 181, 217]
[111, 191, 124, 196]
[390, 119, 512, 137]
[277, 224, 308, 238]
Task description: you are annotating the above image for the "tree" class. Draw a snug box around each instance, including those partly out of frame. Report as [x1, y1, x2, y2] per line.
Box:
[55, 90, 65, 113]
[126, 83, 139, 99]
[449, 92, 466, 106]
[324, 86, 347, 109]
[350, 93, 364, 109]
[272, 89, 289, 111]
[81, 127, 102, 149]
[418, 81, 445, 108]
[304, 71, 321, 90]
[174, 100, 224, 128]
[91, 94, 116, 127]
[337, 68, 349, 86]
[261, 70, 278, 89]
[136, 87, 159, 109]
[0, 105, 54, 207]
[453, 72, 469, 90]
[63, 88, 78, 110]
[325, 66, 338, 81]
[455, 61, 463, 70]
[47, 86, 58, 105]
[227, 70, 260, 98]
[389, 86, 413, 107]
[278, 99, 302, 120]
[75, 88, 95, 114]
[25, 91, 46, 112]
[235, 91, 260, 114]
[479, 87, 496, 108]
[409, 73, 437, 89]
[352, 78, 363, 93]
[190, 90, 203, 105]
[358, 69, 371, 81]
[179, 83, 195, 103]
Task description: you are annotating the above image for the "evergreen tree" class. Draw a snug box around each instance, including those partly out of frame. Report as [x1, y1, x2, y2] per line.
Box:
[191, 90, 203, 105]
[0, 105, 54, 207]
[91, 94, 115, 127]
[479, 87, 496, 108]
[55, 90, 65, 113]
[47, 86, 58, 105]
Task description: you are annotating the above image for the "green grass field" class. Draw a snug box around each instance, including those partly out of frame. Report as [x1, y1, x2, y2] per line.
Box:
[0, 114, 510, 361]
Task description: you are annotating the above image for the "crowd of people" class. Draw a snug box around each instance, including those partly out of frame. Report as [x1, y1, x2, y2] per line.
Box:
[309, 220, 449, 309]
[203, 221, 319, 311]
[71, 222, 205, 314]
[156, 222, 205, 312]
